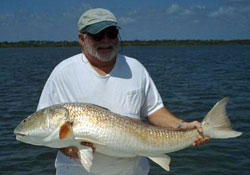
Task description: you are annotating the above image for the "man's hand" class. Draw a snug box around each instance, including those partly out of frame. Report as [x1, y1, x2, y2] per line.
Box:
[148, 108, 210, 147]
[181, 121, 210, 147]
[60, 146, 79, 159]
[60, 142, 95, 159]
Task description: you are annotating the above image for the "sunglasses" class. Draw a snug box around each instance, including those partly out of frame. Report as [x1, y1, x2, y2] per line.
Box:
[87, 28, 119, 41]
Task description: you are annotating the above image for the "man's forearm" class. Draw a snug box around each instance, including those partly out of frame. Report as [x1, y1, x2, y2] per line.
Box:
[148, 107, 183, 130]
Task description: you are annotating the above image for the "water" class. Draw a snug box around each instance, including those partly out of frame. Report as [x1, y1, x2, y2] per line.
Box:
[0, 45, 249, 175]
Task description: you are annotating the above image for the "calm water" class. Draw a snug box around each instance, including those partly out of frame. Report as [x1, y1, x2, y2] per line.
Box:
[0, 45, 249, 175]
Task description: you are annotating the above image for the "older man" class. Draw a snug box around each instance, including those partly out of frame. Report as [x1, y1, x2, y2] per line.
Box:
[37, 8, 209, 175]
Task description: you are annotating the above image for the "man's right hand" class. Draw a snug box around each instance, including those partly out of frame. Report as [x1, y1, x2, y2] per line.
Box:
[60, 142, 95, 159]
[60, 146, 79, 159]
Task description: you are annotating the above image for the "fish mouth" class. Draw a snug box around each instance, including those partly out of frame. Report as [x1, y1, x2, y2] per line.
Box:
[15, 132, 29, 142]
[14, 129, 28, 137]
[15, 133, 27, 137]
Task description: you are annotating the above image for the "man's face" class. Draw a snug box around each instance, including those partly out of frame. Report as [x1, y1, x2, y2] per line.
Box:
[82, 27, 119, 62]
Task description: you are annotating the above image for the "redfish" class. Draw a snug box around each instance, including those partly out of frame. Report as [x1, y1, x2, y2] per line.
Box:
[14, 98, 242, 171]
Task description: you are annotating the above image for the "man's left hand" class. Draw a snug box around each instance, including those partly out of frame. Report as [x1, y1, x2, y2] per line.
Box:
[182, 121, 210, 147]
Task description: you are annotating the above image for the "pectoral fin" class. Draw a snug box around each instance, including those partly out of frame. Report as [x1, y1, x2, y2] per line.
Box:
[148, 154, 171, 171]
[78, 147, 94, 172]
[59, 122, 73, 140]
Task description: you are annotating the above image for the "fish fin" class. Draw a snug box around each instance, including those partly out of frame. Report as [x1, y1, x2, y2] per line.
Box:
[78, 147, 94, 172]
[75, 137, 105, 146]
[202, 97, 242, 139]
[59, 122, 73, 140]
[91, 104, 111, 111]
[148, 154, 171, 171]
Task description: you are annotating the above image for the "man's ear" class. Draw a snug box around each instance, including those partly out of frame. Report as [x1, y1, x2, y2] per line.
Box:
[78, 33, 85, 46]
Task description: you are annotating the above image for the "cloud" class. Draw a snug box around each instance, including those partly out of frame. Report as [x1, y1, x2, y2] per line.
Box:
[62, 3, 92, 19]
[0, 3, 95, 41]
[166, 4, 180, 15]
[180, 5, 207, 16]
[128, 10, 138, 16]
[208, 6, 250, 20]
[209, 7, 235, 18]
[192, 19, 200, 24]
[0, 12, 50, 28]
[1, 1, 250, 41]
[0, 3, 92, 28]
[119, 17, 135, 25]
[181, 9, 192, 16]
[225, 0, 250, 3]
[0, 14, 14, 27]
[163, 4, 209, 21]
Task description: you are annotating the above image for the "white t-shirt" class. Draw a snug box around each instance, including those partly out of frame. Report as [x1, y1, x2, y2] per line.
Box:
[37, 53, 164, 175]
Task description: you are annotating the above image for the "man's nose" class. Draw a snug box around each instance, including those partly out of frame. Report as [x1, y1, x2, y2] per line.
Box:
[102, 33, 112, 42]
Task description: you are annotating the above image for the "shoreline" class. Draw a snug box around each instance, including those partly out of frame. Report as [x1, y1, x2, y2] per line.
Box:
[0, 40, 250, 48]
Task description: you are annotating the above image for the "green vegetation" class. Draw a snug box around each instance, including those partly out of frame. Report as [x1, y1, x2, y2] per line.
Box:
[0, 41, 79, 48]
[0, 40, 250, 48]
[121, 39, 250, 46]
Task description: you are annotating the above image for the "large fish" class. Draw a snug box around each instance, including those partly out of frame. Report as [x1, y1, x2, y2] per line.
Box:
[14, 98, 242, 171]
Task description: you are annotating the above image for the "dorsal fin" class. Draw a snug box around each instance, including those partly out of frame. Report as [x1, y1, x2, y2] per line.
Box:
[89, 104, 111, 112]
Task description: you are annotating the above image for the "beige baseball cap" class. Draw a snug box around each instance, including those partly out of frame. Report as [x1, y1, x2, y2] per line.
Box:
[78, 8, 119, 34]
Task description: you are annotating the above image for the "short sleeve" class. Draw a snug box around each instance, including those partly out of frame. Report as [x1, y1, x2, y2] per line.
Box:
[141, 69, 164, 117]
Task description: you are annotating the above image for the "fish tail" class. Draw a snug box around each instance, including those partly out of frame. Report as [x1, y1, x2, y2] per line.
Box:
[202, 97, 242, 139]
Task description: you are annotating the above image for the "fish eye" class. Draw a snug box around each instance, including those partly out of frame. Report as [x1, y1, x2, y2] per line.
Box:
[23, 119, 27, 123]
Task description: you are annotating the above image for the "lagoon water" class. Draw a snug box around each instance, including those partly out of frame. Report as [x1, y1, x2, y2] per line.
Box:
[0, 45, 249, 175]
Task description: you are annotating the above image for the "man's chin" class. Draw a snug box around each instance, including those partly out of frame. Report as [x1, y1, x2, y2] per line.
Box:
[95, 52, 117, 62]
[96, 56, 114, 62]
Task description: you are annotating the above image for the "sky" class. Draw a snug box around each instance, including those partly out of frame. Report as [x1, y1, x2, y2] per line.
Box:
[1, 0, 250, 41]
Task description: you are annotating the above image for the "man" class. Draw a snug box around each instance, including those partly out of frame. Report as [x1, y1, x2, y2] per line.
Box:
[37, 8, 209, 175]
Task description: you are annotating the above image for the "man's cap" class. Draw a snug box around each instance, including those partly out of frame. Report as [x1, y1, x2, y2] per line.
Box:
[78, 8, 119, 34]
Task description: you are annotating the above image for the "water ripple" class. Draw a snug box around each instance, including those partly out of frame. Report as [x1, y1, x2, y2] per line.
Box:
[1, 45, 249, 175]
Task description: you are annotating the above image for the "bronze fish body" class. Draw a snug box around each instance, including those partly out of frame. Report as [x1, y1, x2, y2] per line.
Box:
[14, 98, 242, 171]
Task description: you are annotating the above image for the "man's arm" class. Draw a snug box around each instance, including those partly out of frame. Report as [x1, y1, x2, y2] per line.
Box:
[148, 107, 210, 146]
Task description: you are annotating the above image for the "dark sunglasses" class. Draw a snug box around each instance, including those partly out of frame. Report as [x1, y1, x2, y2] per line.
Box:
[87, 28, 119, 41]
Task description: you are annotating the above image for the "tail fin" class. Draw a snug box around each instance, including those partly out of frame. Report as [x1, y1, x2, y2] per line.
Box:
[202, 97, 242, 139]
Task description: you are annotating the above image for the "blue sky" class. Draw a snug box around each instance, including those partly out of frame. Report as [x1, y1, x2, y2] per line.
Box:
[1, 0, 250, 41]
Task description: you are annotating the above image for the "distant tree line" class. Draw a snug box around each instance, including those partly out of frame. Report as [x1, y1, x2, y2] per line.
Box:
[0, 41, 79, 48]
[0, 40, 250, 48]
[121, 39, 250, 46]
